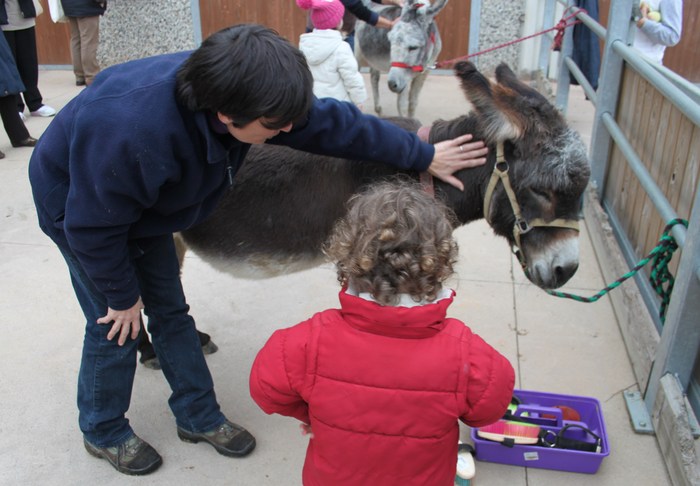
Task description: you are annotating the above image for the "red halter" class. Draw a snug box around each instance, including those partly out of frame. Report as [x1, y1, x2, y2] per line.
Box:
[389, 62, 424, 72]
[389, 30, 436, 73]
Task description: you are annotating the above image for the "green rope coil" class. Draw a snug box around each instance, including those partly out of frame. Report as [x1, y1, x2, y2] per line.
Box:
[545, 218, 689, 324]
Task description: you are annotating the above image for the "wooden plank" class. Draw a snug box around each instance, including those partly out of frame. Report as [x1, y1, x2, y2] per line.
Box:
[634, 88, 667, 257]
[605, 67, 638, 228]
[647, 104, 682, 257]
[627, 77, 657, 252]
[652, 375, 700, 486]
[35, 0, 71, 65]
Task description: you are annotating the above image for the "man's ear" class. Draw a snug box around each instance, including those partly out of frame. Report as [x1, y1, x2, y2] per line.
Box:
[217, 112, 233, 124]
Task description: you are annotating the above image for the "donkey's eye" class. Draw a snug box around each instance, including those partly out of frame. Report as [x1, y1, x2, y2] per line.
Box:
[408, 46, 420, 51]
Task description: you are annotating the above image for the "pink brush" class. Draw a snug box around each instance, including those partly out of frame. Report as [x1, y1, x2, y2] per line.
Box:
[476, 420, 540, 445]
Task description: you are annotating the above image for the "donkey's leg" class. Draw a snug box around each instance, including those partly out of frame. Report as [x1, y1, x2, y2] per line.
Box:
[396, 88, 409, 118]
[138, 233, 218, 369]
[173, 232, 188, 272]
[370, 68, 382, 116]
[407, 72, 429, 119]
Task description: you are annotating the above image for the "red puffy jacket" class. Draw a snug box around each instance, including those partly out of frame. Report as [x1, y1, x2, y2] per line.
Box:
[250, 289, 515, 486]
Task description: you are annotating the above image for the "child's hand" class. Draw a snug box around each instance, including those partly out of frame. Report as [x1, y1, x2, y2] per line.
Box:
[300, 423, 314, 438]
[356, 103, 364, 111]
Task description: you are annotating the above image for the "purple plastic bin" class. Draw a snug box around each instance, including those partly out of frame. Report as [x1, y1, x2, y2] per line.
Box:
[471, 389, 609, 474]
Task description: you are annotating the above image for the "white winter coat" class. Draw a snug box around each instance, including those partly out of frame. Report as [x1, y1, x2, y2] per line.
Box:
[299, 29, 367, 105]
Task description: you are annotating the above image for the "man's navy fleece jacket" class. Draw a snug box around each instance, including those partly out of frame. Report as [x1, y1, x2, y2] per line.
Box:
[28, 51, 434, 311]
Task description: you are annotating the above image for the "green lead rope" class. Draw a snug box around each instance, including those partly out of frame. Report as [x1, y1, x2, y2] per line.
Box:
[544, 218, 689, 324]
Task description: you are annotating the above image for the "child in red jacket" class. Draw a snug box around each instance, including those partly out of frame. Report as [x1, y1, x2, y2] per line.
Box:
[250, 180, 515, 486]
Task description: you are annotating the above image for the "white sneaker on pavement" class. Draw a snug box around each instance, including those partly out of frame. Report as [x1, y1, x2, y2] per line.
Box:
[30, 105, 57, 117]
[19, 112, 27, 122]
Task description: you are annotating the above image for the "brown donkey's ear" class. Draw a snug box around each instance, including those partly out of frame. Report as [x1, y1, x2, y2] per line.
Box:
[454, 61, 523, 143]
[495, 63, 549, 104]
[455, 61, 565, 145]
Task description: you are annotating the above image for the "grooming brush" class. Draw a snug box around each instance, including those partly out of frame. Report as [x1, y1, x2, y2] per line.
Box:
[476, 419, 541, 445]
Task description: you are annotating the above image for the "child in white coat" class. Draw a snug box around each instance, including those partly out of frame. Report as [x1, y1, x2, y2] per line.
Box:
[297, 0, 367, 109]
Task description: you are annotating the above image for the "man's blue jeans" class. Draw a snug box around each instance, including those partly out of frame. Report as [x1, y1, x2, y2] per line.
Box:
[58, 234, 225, 447]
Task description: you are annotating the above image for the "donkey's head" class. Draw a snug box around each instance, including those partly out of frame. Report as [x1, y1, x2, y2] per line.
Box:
[454, 61, 590, 289]
[386, 0, 447, 94]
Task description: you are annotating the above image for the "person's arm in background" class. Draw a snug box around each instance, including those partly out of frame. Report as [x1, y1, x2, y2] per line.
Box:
[343, 0, 400, 30]
[637, 0, 683, 46]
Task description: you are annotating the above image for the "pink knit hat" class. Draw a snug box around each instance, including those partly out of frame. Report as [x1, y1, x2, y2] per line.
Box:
[297, 0, 345, 30]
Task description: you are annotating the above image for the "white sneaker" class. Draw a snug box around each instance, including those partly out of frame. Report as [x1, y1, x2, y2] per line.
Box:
[18, 111, 27, 122]
[30, 105, 57, 117]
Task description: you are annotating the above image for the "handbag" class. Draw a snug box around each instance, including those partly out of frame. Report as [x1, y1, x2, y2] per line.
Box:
[32, 0, 43, 16]
[48, 0, 68, 23]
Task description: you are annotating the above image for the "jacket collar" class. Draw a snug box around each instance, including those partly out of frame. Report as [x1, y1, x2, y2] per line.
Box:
[338, 287, 455, 339]
[195, 110, 246, 165]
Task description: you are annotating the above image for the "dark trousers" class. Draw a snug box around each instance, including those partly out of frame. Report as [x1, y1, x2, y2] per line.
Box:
[58, 234, 225, 447]
[3, 27, 43, 112]
[0, 95, 30, 145]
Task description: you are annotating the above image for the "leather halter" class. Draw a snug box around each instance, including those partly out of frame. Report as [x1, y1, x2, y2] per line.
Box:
[483, 142, 580, 268]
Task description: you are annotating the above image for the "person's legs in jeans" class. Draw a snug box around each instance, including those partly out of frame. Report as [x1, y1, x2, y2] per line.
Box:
[131, 235, 225, 433]
[59, 235, 225, 446]
[58, 246, 137, 448]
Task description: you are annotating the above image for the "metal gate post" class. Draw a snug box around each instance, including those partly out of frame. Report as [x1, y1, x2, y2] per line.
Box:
[468, 0, 482, 70]
[538, 0, 557, 76]
[587, 0, 635, 197]
[554, 0, 573, 112]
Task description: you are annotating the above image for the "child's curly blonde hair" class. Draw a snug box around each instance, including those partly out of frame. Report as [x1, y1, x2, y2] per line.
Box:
[323, 179, 459, 305]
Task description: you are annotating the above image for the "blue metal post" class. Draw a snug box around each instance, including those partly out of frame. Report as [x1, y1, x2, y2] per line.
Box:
[587, 0, 635, 197]
[468, 0, 481, 70]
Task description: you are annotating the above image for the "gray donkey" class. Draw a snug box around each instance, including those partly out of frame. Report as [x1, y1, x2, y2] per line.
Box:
[355, 0, 447, 118]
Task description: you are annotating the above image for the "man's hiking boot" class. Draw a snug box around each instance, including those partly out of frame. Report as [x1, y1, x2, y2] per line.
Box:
[84, 433, 162, 475]
[177, 420, 256, 457]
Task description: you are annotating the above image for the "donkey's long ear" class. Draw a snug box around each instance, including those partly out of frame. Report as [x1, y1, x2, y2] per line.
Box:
[425, 0, 449, 17]
[455, 61, 564, 144]
[495, 63, 548, 104]
[454, 61, 523, 143]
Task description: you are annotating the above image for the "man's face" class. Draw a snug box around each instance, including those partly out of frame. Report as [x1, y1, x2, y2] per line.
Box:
[217, 113, 293, 144]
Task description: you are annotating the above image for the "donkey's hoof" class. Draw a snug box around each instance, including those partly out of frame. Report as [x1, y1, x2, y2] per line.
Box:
[202, 340, 219, 355]
[142, 356, 162, 370]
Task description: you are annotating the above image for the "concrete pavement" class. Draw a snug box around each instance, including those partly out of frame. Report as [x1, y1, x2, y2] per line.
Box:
[0, 69, 671, 485]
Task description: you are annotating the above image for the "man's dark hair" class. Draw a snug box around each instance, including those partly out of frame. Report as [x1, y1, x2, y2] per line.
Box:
[176, 24, 314, 128]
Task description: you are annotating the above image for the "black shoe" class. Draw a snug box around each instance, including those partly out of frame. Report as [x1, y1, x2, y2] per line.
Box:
[177, 420, 256, 457]
[84, 433, 163, 476]
[76, 79, 86, 86]
[0, 150, 4, 159]
[12, 137, 37, 148]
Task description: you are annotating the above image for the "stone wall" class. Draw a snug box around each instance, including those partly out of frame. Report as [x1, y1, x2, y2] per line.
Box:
[97, 0, 196, 68]
[473, 1, 524, 75]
